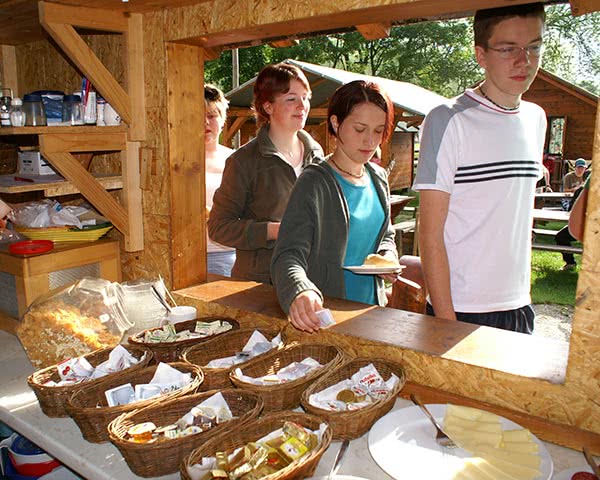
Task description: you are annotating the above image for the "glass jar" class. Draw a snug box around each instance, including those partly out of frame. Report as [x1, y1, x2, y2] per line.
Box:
[61, 94, 83, 125]
[23, 94, 47, 126]
[120, 279, 168, 335]
[0, 88, 12, 127]
[10, 98, 25, 127]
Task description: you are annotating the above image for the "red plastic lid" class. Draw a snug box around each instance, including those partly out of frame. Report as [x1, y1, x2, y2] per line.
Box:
[9, 240, 54, 256]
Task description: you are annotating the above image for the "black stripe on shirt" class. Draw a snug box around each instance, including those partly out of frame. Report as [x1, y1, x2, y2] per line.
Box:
[455, 166, 539, 178]
[455, 173, 539, 184]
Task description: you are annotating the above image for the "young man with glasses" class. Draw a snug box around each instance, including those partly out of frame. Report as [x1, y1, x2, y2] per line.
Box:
[413, 3, 547, 333]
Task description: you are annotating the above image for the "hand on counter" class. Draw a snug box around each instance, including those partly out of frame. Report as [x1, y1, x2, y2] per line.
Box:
[289, 289, 323, 333]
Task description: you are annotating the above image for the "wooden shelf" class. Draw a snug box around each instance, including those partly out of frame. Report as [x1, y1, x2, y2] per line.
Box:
[0, 173, 123, 197]
[0, 125, 127, 136]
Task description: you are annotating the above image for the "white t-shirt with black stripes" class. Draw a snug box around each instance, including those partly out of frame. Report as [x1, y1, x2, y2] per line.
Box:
[413, 88, 546, 313]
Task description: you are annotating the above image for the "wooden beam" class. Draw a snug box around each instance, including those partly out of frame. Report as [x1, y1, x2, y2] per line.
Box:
[228, 108, 256, 117]
[37, 148, 129, 234]
[121, 141, 144, 252]
[38, 2, 129, 33]
[36, 132, 126, 153]
[167, 43, 206, 289]
[356, 22, 392, 40]
[222, 116, 247, 146]
[39, 11, 132, 125]
[569, 0, 600, 16]
[403, 382, 600, 452]
[309, 108, 328, 118]
[126, 13, 146, 141]
[202, 46, 222, 61]
[269, 39, 299, 48]
[0, 45, 18, 96]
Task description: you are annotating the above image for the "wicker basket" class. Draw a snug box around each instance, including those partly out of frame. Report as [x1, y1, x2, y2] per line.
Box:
[108, 389, 263, 477]
[27, 346, 152, 418]
[181, 327, 284, 390]
[181, 411, 332, 480]
[300, 358, 406, 440]
[229, 343, 345, 412]
[66, 362, 203, 443]
[128, 316, 240, 363]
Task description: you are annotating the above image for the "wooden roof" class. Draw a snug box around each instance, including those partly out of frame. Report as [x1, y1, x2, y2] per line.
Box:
[227, 59, 448, 118]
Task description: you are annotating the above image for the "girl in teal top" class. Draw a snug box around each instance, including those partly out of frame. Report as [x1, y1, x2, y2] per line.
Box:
[271, 80, 400, 332]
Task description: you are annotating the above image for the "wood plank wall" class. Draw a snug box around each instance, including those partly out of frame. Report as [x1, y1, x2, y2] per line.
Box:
[524, 75, 597, 161]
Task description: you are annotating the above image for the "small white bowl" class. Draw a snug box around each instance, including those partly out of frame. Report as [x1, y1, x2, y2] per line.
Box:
[167, 306, 197, 324]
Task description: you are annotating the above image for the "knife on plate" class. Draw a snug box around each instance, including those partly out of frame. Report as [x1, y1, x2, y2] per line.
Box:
[583, 446, 600, 479]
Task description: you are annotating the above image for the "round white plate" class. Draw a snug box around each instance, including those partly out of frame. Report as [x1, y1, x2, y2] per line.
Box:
[552, 465, 595, 480]
[343, 265, 404, 275]
[368, 404, 553, 480]
[305, 477, 371, 480]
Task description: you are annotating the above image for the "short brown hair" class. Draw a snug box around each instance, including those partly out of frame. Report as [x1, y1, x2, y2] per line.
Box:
[327, 80, 395, 144]
[252, 63, 311, 127]
[474, 3, 546, 47]
[204, 84, 228, 118]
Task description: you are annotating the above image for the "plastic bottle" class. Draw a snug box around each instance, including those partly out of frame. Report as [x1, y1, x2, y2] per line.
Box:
[23, 94, 47, 126]
[96, 96, 106, 126]
[10, 98, 25, 127]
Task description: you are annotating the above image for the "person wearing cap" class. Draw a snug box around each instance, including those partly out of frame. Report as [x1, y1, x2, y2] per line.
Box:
[563, 158, 587, 193]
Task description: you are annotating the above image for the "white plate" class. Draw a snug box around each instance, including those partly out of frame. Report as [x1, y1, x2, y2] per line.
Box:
[368, 404, 553, 480]
[344, 265, 404, 275]
[305, 477, 371, 480]
[553, 466, 595, 480]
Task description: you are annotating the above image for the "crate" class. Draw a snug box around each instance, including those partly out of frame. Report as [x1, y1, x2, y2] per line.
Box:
[0, 239, 121, 334]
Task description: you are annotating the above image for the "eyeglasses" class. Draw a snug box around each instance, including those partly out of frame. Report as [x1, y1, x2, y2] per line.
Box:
[486, 44, 543, 60]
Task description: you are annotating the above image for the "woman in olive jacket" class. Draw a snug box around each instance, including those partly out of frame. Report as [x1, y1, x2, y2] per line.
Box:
[208, 63, 323, 283]
[271, 80, 399, 332]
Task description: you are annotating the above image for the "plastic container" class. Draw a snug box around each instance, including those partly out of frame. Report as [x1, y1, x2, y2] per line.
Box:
[9, 98, 25, 127]
[23, 94, 46, 126]
[120, 279, 168, 335]
[167, 305, 197, 324]
[31, 90, 64, 125]
[61, 94, 83, 126]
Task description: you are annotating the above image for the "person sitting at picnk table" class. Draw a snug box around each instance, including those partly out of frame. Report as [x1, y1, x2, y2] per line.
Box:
[208, 62, 323, 283]
[271, 80, 399, 333]
[563, 158, 587, 193]
[204, 85, 236, 277]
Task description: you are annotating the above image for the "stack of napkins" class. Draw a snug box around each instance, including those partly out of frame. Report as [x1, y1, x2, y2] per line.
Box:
[443, 404, 541, 480]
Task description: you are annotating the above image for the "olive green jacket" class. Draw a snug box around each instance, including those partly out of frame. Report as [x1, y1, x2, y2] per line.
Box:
[208, 125, 323, 283]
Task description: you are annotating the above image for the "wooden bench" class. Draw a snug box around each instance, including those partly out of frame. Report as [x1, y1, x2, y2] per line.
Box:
[532, 243, 583, 255]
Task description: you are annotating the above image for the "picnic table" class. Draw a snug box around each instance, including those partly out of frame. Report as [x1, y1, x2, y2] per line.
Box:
[532, 208, 569, 223]
[390, 194, 415, 219]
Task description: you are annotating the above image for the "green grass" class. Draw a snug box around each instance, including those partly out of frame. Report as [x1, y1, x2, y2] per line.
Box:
[531, 221, 580, 306]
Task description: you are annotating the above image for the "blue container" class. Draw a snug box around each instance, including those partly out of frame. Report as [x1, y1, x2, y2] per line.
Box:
[30, 90, 64, 123]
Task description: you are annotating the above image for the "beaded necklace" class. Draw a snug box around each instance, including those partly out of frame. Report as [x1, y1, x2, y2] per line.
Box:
[479, 86, 520, 111]
[330, 157, 365, 179]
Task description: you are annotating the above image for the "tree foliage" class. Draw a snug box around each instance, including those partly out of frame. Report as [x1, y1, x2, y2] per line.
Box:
[205, 5, 599, 97]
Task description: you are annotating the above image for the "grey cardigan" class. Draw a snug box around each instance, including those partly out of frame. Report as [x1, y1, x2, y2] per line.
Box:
[271, 160, 397, 313]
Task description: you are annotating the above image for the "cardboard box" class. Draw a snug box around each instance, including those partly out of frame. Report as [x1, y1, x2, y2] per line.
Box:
[17, 151, 57, 176]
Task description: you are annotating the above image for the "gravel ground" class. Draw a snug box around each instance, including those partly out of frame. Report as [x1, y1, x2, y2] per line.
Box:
[533, 303, 574, 342]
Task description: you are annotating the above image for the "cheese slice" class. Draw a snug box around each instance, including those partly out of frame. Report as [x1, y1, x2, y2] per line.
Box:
[500, 440, 539, 454]
[446, 404, 500, 423]
[502, 429, 533, 443]
[484, 456, 541, 480]
[445, 426, 503, 450]
[466, 457, 522, 480]
[445, 417, 503, 433]
[477, 446, 541, 469]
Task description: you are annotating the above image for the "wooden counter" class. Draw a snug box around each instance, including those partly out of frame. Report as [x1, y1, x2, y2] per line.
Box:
[174, 277, 600, 452]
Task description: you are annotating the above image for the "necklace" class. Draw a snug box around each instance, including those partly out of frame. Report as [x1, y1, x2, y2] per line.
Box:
[478, 86, 520, 111]
[330, 157, 365, 179]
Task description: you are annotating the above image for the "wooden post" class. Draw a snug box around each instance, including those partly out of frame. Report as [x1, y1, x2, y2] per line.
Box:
[0, 45, 18, 96]
[167, 43, 206, 290]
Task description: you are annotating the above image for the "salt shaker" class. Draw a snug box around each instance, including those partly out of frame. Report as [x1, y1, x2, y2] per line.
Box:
[9, 97, 25, 127]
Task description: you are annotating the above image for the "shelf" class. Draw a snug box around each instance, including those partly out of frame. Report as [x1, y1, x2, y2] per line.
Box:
[0, 125, 127, 136]
[0, 173, 122, 197]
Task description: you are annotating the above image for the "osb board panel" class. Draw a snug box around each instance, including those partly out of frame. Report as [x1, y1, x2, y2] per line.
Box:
[143, 11, 167, 109]
[141, 107, 170, 216]
[120, 213, 171, 283]
[15, 34, 124, 95]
